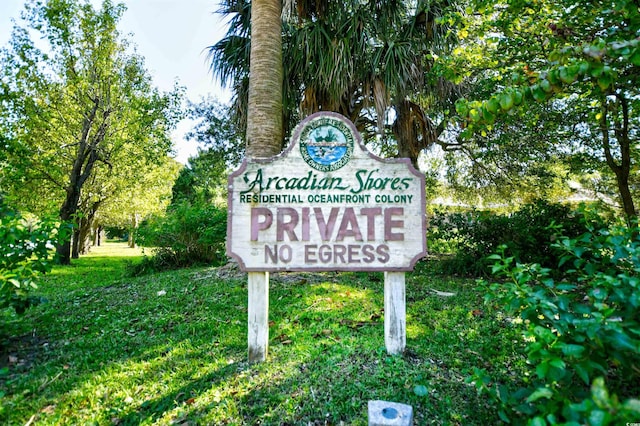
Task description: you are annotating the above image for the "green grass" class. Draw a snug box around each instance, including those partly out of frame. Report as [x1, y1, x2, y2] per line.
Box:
[1, 243, 526, 425]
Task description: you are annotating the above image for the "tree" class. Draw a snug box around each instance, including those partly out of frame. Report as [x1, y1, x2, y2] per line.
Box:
[209, 0, 462, 166]
[246, 0, 283, 158]
[0, 0, 183, 264]
[207, 0, 251, 145]
[87, 155, 181, 250]
[173, 98, 244, 205]
[450, 0, 640, 219]
[242, 0, 284, 364]
[439, 96, 587, 205]
[288, 0, 461, 166]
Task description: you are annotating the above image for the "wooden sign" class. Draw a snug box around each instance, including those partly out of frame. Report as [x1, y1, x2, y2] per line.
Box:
[227, 112, 426, 272]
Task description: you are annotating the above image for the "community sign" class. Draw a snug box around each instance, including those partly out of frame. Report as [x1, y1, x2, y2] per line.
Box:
[227, 112, 427, 272]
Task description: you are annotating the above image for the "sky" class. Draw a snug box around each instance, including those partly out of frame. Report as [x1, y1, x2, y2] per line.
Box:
[0, 0, 231, 164]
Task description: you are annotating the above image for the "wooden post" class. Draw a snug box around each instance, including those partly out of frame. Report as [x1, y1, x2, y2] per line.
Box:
[248, 271, 269, 362]
[384, 271, 406, 355]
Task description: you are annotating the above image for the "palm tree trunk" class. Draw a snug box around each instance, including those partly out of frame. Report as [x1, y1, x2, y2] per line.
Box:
[246, 0, 283, 158]
[245, 0, 283, 364]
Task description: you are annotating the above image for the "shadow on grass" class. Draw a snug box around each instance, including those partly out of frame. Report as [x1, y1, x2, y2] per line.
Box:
[1, 254, 248, 424]
[2, 257, 513, 425]
[113, 361, 242, 425]
[166, 273, 498, 424]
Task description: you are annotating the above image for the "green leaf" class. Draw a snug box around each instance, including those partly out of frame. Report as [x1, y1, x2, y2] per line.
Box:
[597, 74, 612, 90]
[572, 246, 586, 258]
[609, 331, 637, 351]
[539, 79, 552, 93]
[526, 387, 553, 403]
[578, 61, 590, 75]
[567, 64, 580, 78]
[559, 66, 576, 84]
[630, 48, 640, 66]
[469, 108, 481, 122]
[482, 106, 496, 123]
[536, 361, 549, 379]
[499, 93, 514, 111]
[574, 364, 589, 385]
[529, 416, 547, 426]
[498, 409, 510, 423]
[588, 409, 608, 426]
[512, 89, 523, 105]
[532, 85, 547, 102]
[549, 358, 566, 370]
[486, 97, 500, 114]
[622, 398, 640, 414]
[561, 343, 585, 357]
[591, 377, 610, 409]
[590, 64, 605, 78]
[455, 98, 468, 116]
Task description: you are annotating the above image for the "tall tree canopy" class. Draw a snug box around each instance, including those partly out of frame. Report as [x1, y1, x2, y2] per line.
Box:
[206, 0, 639, 216]
[0, 0, 183, 263]
[98, 155, 181, 250]
[451, 0, 640, 218]
[208, 0, 461, 166]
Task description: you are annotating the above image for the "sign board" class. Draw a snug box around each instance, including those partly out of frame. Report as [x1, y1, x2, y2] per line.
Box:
[227, 112, 427, 272]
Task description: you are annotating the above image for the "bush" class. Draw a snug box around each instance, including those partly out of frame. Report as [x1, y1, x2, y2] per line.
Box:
[470, 222, 640, 424]
[427, 200, 603, 276]
[0, 203, 66, 314]
[131, 201, 228, 275]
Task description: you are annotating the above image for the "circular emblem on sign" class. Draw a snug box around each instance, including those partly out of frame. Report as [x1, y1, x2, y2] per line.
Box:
[299, 117, 354, 171]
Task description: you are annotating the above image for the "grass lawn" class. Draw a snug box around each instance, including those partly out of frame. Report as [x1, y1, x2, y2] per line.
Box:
[1, 242, 526, 425]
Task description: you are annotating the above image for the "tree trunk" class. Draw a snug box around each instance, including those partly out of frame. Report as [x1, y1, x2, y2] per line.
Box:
[246, 0, 283, 158]
[613, 95, 636, 220]
[245, 0, 283, 364]
[57, 192, 81, 265]
[55, 99, 105, 264]
[72, 228, 81, 259]
[79, 201, 102, 254]
[128, 213, 139, 248]
[616, 171, 636, 220]
[73, 216, 85, 257]
[77, 218, 93, 255]
[599, 94, 637, 221]
[92, 223, 103, 247]
[91, 223, 99, 246]
[392, 99, 441, 169]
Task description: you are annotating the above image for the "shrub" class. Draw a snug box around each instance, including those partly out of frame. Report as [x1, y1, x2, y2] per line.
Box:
[470, 222, 640, 424]
[427, 200, 603, 276]
[131, 201, 228, 274]
[0, 203, 66, 314]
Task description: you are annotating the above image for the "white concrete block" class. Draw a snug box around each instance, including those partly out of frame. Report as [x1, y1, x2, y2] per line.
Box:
[368, 400, 413, 426]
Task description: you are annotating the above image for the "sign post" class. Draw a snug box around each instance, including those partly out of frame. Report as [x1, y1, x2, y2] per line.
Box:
[247, 271, 269, 362]
[227, 112, 427, 361]
[384, 271, 406, 355]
